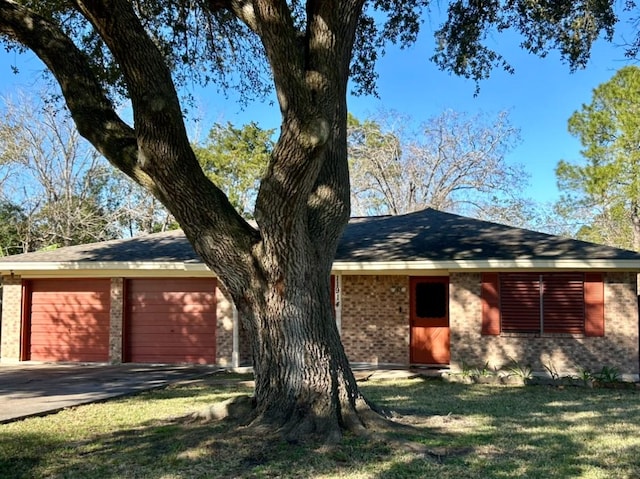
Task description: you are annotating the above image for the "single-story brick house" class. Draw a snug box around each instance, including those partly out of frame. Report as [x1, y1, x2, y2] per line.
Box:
[1, 208, 639, 378]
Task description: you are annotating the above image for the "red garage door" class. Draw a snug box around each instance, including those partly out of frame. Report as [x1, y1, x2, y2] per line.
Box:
[125, 278, 217, 364]
[27, 279, 111, 362]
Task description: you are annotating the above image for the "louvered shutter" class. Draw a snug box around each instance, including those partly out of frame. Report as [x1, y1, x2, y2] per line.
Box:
[542, 273, 585, 334]
[500, 274, 541, 333]
[584, 273, 605, 337]
[481, 273, 500, 335]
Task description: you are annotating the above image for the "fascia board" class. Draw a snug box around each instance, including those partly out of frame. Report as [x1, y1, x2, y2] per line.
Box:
[0, 261, 214, 278]
[331, 259, 640, 273]
[2, 258, 640, 279]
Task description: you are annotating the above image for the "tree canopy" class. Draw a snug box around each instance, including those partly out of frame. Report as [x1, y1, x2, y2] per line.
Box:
[193, 122, 273, 219]
[347, 109, 526, 220]
[556, 65, 640, 250]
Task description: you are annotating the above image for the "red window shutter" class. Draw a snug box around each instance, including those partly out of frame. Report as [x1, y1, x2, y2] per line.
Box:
[543, 273, 585, 334]
[500, 273, 541, 333]
[481, 273, 500, 335]
[584, 273, 604, 337]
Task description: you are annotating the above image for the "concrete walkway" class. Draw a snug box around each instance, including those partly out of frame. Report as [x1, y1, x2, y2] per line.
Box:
[0, 363, 221, 423]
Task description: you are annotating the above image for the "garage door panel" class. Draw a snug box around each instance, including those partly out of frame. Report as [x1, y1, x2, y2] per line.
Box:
[30, 337, 108, 350]
[28, 279, 110, 362]
[29, 344, 108, 362]
[128, 303, 214, 314]
[128, 280, 215, 293]
[133, 338, 215, 350]
[129, 312, 215, 325]
[31, 291, 109, 300]
[129, 326, 215, 337]
[31, 279, 110, 294]
[30, 320, 110, 336]
[129, 327, 216, 338]
[30, 309, 110, 319]
[29, 309, 111, 318]
[129, 292, 216, 305]
[131, 345, 215, 353]
[130, 352, 213, 365]
[126, 278, 217, 364]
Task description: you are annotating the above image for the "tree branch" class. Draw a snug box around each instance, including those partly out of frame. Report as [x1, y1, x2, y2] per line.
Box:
[0, 0, 148, 188]
[0, 0, 260, 291]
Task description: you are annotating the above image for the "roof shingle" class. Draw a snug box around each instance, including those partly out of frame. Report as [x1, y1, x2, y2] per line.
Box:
[1, 208, 638, 265]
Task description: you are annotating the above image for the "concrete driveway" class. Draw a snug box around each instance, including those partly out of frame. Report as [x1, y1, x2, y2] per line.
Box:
[0, 363, 221, 423]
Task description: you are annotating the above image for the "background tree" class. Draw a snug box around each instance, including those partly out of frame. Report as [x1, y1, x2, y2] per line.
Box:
[193, 122, 273, 219]
[0, 0, 623, 442]
[109, 171, 176, 237]
[555, 65, 640, 250]
[0, 200, 28, 255]
[0, 91, 175, 247]
[0, 92, 120, 251]
[348, 109, 528, 222]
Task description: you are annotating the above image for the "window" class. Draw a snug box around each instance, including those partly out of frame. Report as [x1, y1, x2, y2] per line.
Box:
[415, 282, 447, 318]
[481, 272, 604, 336]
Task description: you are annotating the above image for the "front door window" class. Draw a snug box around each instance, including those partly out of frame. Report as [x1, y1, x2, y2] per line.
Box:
[415, 281, 447, 319]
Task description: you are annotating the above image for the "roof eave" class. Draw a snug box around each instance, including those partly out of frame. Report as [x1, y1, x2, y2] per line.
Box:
[0, 261, 213, 278]
[331, 258, 640, 274]
[2, 258, 640, 279]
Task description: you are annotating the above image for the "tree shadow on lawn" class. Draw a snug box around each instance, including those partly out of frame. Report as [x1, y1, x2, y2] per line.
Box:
[1, 414, 433, 479]
[3, 377, 640, 479]
[363, 377, 640, 478]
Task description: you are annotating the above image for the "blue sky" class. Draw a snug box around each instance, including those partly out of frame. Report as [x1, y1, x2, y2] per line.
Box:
[0, 14, 635, 206]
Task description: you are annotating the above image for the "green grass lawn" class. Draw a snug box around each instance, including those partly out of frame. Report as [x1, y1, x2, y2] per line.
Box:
[2, 372, 640, 478]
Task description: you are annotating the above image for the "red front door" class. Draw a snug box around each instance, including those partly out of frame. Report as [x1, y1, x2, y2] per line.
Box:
[410, 276, 450, 365]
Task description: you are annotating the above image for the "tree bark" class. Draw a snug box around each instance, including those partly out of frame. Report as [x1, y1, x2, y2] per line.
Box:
[631, 200, 640, 252]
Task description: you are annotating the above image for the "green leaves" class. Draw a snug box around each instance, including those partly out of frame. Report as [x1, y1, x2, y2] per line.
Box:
[556, 65, 640, 250]
[432, 0, 617, 89]
[193, 122, 274, 219]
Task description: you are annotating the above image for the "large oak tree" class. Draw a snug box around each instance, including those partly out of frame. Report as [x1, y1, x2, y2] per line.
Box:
[0, 0, 623, 442]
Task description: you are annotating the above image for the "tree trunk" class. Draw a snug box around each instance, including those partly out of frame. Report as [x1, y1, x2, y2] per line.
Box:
[241, 270, 368, 442]
[225, 121, 377, 440]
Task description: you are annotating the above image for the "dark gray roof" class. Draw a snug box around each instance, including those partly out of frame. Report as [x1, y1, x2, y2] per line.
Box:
[1, 208, 639, 265]
[336, 208, 640, 262]
[0, 229, 199, 263]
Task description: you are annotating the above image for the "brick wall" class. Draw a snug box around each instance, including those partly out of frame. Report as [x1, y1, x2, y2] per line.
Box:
[340, 275, 410, 365]
[109, 278, 124, 363]
[0, 275, 22, 362]
[449, 272, 640, 377]
[216, 282, 234, 366]
[215, 284, 252, 367]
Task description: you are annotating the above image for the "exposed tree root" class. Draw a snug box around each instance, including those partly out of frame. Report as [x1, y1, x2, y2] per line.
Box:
[190, 395, 255, 423]
[188, 392, 443, 459]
